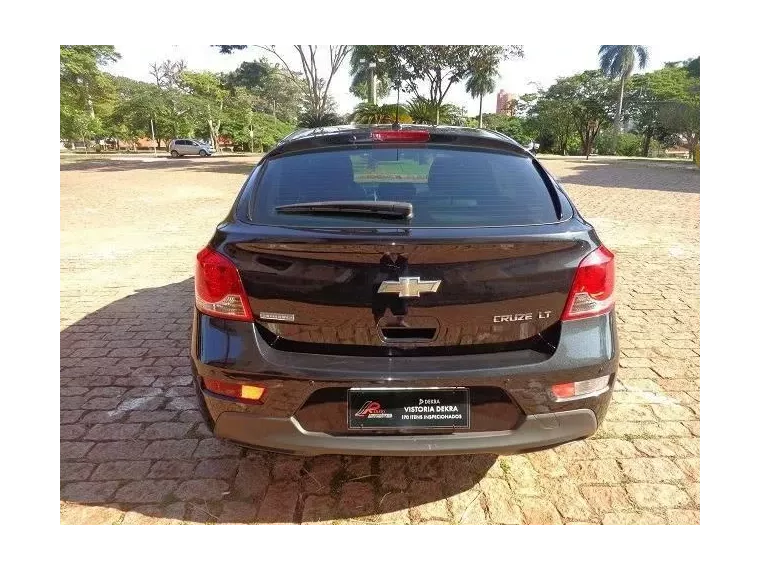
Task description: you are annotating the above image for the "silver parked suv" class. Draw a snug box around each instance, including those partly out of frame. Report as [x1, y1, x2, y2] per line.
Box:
[169, 139, 215, 157]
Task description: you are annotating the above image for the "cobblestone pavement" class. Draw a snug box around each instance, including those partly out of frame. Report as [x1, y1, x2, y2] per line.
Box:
[60, 156, 700, 525]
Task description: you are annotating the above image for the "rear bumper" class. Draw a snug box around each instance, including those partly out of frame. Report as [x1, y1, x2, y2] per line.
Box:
[213, 408, 597, 456]
[191, 309, 618, 455]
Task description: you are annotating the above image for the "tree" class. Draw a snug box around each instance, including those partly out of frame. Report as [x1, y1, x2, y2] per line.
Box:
[148, 59, 186, 89]
[61, 46, 120, 118]
[524, 96, 575, 155]
[351, 103, 411, 124]
[622, 58, 700, 158]
[181, 71, 228, 149]
[222, 100, 294, 152]
[465, 51, 502, 128]
[349, 46, 392, 102]
[60, 45, 120, 142]
[226, 60, 270, 90]
[104, 76, 165, 150]
[598, 45, 649, 144]
[61, 108, 103, 151]
[297, 109, 343, 128]
[406, 97, 461, 125]
[217, 45, 351, 126]
[545, 70, 613, 157]
[480, 114, 532, 146]
[146, 59, 192, 146]
[656, 66, 699, 159]
[225, 59, 303, 123]
[373, 45, 522, 125]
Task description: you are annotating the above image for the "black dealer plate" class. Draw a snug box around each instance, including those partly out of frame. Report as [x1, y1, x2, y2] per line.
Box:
[348, 388, 470, 429]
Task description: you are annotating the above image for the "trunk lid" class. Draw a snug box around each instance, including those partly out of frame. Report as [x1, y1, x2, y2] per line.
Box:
[222, 227, 592, 356]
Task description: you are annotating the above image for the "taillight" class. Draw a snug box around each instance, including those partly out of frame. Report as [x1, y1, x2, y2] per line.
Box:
[203, 378, 266, 404]
[195, 246, 253, 321]
[550, 376, 610, 401]
[561, 245, 615, 321]
[371, 129, 430, 142]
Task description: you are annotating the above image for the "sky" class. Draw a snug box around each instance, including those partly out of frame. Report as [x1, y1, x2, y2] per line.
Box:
[109, 44, 701, 116]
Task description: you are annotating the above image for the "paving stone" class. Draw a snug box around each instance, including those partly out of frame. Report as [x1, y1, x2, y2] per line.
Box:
[479, 478, 522, 524]
[626, 483, 691, 509]
[619, 458, 686, 482]
[580, 486, 634, 513]
[91, 460, 151, 481]
[60, 157, 700, 526]
[62, 481, 119, 504]
[301, 495, 338, 525]
[115, 480, 178, 503]
[519, 497, 562, 525]
[174, 479, 229, 501]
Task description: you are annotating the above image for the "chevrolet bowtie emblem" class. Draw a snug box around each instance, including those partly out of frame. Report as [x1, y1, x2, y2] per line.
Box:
[378, 277, 441, 298]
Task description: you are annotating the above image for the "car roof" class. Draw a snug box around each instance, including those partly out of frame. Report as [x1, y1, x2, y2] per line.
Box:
[266, 124, 530, 159]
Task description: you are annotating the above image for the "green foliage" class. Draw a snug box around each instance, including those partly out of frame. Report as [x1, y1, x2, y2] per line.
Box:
[599, 45, 650, 140]
[354, 46, 522, 124]
[222, 110, 294, 151]
[62, 51, 305, 151]
[216, 45, 351, 124]
[617, 133, 643, 156]
[596, 131, 641, 156]
[480, 114, 531, 146]
[351, 103, 411, 124]
[349, 46, 392, 101]
[520, 55, 700, 158]
[60, 107, 104, 146]
[297, 110, 343, 128]
[225, 59, 303, 124]
[180, 70, 229, 147]
[60, 45, 120, 140]
[685, 57, 700, 78]
[104, 76, 164, 144]
[406, 97, 461, 125]
[543, 70, 613, 155]
[626, 62, 700, 157]
[465, 50, 502, 126]
[565, 135, 584, 156]
[598, 45, 650, 81]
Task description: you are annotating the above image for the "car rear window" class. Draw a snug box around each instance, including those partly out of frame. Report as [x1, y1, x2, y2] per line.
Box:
[249, 146, 560, 227]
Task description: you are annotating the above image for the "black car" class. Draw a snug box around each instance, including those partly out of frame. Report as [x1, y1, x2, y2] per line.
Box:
[190, 125, 618, 456]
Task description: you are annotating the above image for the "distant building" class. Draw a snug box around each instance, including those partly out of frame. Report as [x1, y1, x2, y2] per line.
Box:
[496, 90, 517, 116]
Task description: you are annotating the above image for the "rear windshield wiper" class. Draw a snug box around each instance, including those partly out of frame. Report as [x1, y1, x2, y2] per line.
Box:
[275, 200, 413, 219]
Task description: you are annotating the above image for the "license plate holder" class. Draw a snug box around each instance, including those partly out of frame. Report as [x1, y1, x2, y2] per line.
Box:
[348, 388, 470, 429]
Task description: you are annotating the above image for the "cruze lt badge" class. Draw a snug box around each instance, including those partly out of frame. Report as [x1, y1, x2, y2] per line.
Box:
[493, 311, 552, 323]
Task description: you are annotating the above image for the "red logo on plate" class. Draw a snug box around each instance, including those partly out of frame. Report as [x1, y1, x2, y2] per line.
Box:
[355, 401, 383, 417]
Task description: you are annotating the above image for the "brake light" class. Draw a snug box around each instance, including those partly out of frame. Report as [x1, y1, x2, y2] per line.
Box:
[195, 246, 253, 321]
[561, 245, 615, 321]
[203, 378, 266, 404]
[371, 130, 430, 142]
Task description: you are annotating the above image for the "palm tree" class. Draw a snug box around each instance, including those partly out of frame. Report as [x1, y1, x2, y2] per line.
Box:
[465, 61, 499, 128]
[351, 103, 411, 124]
[348, 46, 391, 103]
[407, 97, 460, 125]
[598, 45, 650, 137]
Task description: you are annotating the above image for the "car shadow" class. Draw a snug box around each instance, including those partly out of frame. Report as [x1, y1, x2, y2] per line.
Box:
[60, 279, 498, 524]
[546, 159, 700, 194]
[60, 157, 260, 176]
